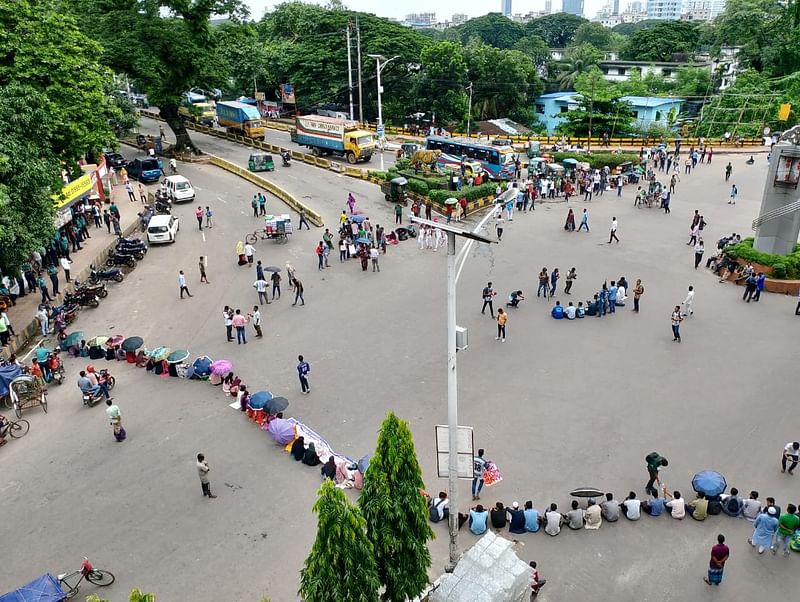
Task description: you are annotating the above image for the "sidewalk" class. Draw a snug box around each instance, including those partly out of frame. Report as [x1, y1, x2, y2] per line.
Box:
[2, 183, 147, 357]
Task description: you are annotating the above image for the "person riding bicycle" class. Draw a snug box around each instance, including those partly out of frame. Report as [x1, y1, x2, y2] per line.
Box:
[77, 370, 111, 401]
[0, 414, 9, 445]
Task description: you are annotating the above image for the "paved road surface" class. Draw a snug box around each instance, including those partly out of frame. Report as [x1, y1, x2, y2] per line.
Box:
[2, 149, 796, 601]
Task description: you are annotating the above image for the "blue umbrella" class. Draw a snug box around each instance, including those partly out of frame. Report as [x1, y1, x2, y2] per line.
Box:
[692, 470, 727, 497]
[355, 237, 371, 244]
[249, 390, 273, 409]
[562, 158, 579, 165]
[358, 453, 372, 474]
[350, 215, 367, 223]
[192, 356, 212, 376]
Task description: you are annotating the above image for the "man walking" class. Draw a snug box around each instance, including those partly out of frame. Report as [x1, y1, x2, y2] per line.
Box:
[725, 162, 732, 182]
[496, 308, 507, 342]
[472, 448, 487, 500]
[195, 206, 204, 230]
[694, 239, 704, 269]
[178, 270, 192, 299]
[537, 269, 549, 299]
[198, 256, 209, 284]
[253, 277, 269, 305]
[578, 209, 589, 232]
[232, 308, 248, 344]
[704, 534, 729, 586]
[682, 285, 695, 316]
[671, 306, 683, 341]
[251, 306, 263, 338]
[645, 451, 668, 495]
[244, 242, 255, 266]
[781, 441, 800, 474]
[743, 273, 758, 302]
[608, 217, 619, 244]
[297, 354, 311, 394]
[299, 208, 310, 230]
[205, 206, 213, 228]
[271, 270, 281, 299]
[773, 505, 799, 556]
[481, 282, 496, 317]
[60, 256, 72, 283]
[106, 399, 125, 442]
[292, 278, 305, 306]
[196, 453, 217, 498]
[753, 272, 766, 301]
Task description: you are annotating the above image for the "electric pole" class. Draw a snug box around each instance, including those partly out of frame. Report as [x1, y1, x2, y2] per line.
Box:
[356, 16, 364, 123]
[346, 20, 355, 120]
[466, 82, 473, 139]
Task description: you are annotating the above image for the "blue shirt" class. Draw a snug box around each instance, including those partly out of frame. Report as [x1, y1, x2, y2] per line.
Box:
[297, 361, 310, 376]
[551, 305, 564, 319]
[35, 347, 50, 363]
[524, 508, 540, 532]
[648, 498, 665, 516]
[756, 274, 766, 290]
[469, 510, 488, 535]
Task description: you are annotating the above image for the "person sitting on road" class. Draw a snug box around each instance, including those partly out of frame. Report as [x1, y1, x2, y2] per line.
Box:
[565, 500, 585, 529]
[429, 491, 449, 523]
[506, 501, 527, 534]
[551, 300, 564, 319]
[742, 491, 761, 521]
[687, 492, 709, 521]
[576, 301, 586, 318]
[643, 490, 666, 516]
[302, 442, 321, 466]
[0, 414, 9, 446]
[469, 504, 488, 535]
[585, 498, 602, 529]
[77, 370, 111, 400]
[601, 492, 620, 522]
[586, 295, 599, 316]
[720, 487, 743, 517]
[564, 301, 577, 320]
[621, 491, 642, 520]
[544, 503, 563, 536]
[664, 489, 686, 519]
[490, 502, 507, 529]
[523, 501, 540, 533]
[507, 290, 525, 308]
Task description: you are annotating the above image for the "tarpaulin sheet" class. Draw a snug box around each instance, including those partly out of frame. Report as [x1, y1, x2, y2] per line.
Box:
[0, 573, 65, 602]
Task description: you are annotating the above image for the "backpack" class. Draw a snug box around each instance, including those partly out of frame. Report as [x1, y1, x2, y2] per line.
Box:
[645, 452, 662, 468]
[429, 499, 444, 523]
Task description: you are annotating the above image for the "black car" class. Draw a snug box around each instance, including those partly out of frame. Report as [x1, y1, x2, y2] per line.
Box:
[104, 152, 128, 169]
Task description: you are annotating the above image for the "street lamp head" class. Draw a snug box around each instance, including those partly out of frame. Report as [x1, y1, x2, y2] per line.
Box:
[409, 215, 497, 244]
[367, 53, 386, 61]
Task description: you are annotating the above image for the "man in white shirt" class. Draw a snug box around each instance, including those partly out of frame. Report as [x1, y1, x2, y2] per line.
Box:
[251, 306, 263, 338]
[621, 491, 641, 520]
[664, 489, 686, 519]
[682, 285, 695, 316]
[370, 247, 380, 272]
[244, 243, 255, 266]
[544, 503, 562, 536]
[60, 256, 72, 282]
[564, 302, 577, 319]
[177, 270, 192, 299]
[615, 284, 626, 306]
[253, 278, 269, 305]
[608, 217, 619, 244]
[742, 491, 761, 521]
[782, 441, 800, 474]
[430, 491, 449, 522]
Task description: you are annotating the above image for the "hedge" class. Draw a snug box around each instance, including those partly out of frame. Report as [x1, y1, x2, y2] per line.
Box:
[388, 168, 448, 191]
[724, 237, 800, 279]
[551, 152, 640, 170]
[428, 183, 498, 204]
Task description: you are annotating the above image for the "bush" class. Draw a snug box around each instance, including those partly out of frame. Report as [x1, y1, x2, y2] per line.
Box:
[428, 182, 497, 204]
[406, 179, 429, 195]
[772, 262, 787, 279]
[725, 237, 800, 279]
[551, 151, 639, 170]
[370, 171, 390, 181]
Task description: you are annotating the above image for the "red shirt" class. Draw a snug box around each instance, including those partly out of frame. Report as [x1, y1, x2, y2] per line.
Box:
[710, 543, 729, 568]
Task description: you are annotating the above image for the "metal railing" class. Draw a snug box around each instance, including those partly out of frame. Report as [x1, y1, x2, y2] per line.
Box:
[751, 198, 800, 230]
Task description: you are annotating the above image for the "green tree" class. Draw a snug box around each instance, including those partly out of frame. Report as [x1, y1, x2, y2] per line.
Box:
[621, 21, 699, 61]
[673, 66, 712, 97]
[611, 19, 662, 36]
[714, 0, 781, 73]
[215, 22, 271, 96]
[557, 43, 603, 90]
[0, 0, 121, 162]
[573, 22, 613, 49]
[414, 41, 470, 126]
[74, 0, 249, 152]
[513, 35, 553, 73]
[359, 412, 433, 602]
[525, 13, 588, 48]
[453, 13, 525, 49]
[695, 70, 782, 137]
[299, 480, 380, 602]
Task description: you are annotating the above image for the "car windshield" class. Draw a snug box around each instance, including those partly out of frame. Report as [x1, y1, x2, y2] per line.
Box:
[148, 226, 168, 233]
[141, 159, 159, 170]
[175, 182, 190, 190]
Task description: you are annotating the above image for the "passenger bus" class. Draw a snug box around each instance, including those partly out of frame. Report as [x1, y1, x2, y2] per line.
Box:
[425, 136, 516, 180]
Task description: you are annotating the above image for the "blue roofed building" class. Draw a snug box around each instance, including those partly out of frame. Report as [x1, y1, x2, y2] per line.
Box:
[534, 93, 685, 135]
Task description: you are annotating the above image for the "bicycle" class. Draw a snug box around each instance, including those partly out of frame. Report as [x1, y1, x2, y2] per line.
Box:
[0, 417, 29, 441]
[58, 558, 115, 599]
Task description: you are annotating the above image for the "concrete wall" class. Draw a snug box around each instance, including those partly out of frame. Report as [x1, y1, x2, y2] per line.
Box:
[754, 142, 800, 256]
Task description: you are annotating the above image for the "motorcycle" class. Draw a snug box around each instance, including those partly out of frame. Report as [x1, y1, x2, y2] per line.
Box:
[73, 279, 108, 299]
[116, 237, 148, 254]
[63, 290, 100, 309]
[50, 302, 80, 326]
[89, 264, 123, 284]
[106, 251, 136, 268]
[281, 151, 291, 167]
[46, 351, 65, 385]
[81, 368, 116, 407]
[112, 246, 145, 261]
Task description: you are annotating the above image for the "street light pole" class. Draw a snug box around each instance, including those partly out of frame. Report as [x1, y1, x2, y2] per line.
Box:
[368, 54, 399, 131]
[466, 82, 473, 139]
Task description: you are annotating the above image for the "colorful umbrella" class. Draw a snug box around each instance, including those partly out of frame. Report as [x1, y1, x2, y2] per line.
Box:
[88, 335, 109, 347]
[166, 349, 190, 364]
[265, 266, 281, 273]
[63, 331, 84, 348]
[147, 346, 170, 361]
[121, 336, 144, 352]
[267, 418, 295, 444]
[265, 396, 289, 414]
[106, 335, 125, 348]
[248, 390, 273, 410]
[355, 237, 371, 244]
[210, 359, 233, 375]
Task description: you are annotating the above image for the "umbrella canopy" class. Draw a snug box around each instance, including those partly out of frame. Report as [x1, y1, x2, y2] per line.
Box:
[267, 418, 295, 444]
[444, 197, 459, 205]
[192, 356, 213, 376]
[106, 334, 125, 348]
[692, 470, 727, 497]
[355, 237, 371, 244]
[561, 158, 579, 165]
[570, 487, 604, 498]
[121, 336, 144, 352]
[249, 390, 273, 409]
[265, 396, 289, 414]
[358, 454, 372, 474]
[88, 335, 109, 347]
[166, 349, 190, 364]
[63, 331, 84, 348]
[350, 215, 367, 223]
[210, 359, 233, 375]
[147, 346, 170, 361]
[265, 266, 281, 273]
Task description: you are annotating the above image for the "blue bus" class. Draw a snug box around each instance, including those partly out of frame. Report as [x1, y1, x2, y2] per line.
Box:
[425, 136, 516, 180]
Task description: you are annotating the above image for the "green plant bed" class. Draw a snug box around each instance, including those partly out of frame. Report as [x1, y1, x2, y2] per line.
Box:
[551, 151, 640, 170]
[388, 168, 448, 191]
[429, 183, 498, 204]
[724, 237, 800, 279]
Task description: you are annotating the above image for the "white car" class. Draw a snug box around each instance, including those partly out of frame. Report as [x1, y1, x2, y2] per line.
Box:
[162, 175, 195, 203]
[147, 214, 180, 244]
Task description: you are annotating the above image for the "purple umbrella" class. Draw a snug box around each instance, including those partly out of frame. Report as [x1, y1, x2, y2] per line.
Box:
[210, 359, 233, 375]
[267, 418, 295, 444]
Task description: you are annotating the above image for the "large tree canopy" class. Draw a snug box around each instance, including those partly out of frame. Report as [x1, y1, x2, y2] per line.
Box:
[450, 12, 525, 49]
[525, 13, 588, 48]
[621, 21, 699, 62]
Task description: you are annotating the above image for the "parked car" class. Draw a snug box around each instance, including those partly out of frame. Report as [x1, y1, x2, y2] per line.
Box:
[127, 157, 163, 183]
[146, 214, 180, 244]
[162, 175, 195, 203]
[104, 152, 128, 170]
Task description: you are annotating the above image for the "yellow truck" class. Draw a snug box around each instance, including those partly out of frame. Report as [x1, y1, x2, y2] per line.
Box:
[215, 101, 265, 140]
[291, 115, 374, 163]
[178, 101, 216, 126]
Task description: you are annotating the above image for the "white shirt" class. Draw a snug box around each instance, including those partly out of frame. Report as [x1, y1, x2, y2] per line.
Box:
[616, 286, 626, 303]
[253, 280, 267, 292]
[611, 219, 618, 232]
[694, 242, 704, 254]
[244, 244, 255, 257]
[370, 248, 379, 260]
[683, 290, 695, 305]
[785, 443, 800, 458]
[432, 497, 449, 521]
[544, 511, 561, 535]
[565, 305, 576, 319]
[223, 311, 232, 326]
[623, 499, 641, 520]
[667, 497, 685, 519]
[251, 310, 261, 326]
[60, 257, 71, 270]
[177, 273, 186, 287]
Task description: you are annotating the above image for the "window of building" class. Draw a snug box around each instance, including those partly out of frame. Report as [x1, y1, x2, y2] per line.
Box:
[535, 105, 545, 114]
[655, 111, 661, 121]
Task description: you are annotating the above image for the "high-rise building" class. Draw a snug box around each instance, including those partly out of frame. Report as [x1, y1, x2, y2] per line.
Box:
[501, 0, 512, 16]
[613, 0, 620, 14]
[544, 0, 552, 13]
[562, 0, 584, 16]
[404, 12, 436, 27]
[451, 13, 469, 25]
[646, 0, 681, 19]
[629, 0, 643, 12]
[708, 0, 726, 18]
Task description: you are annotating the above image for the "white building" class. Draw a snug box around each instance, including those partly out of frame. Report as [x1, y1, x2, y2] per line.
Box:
[647, 0, 682, 19]
[404, 12, 436, 27]
[451, 13, 469, 25]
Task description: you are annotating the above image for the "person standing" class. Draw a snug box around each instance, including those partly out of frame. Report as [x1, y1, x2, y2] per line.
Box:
[608, 217, 620, 244]
[578, 208, 589, 232]
[704, 534, 730, 586]
[196, 453, 217, 498]
[753, 272, 766, 302]
[205, 206, 213, 228]
[370, 246, 380, 272]
[724, 162, 732, 182]
[394, 203, 403, 225]
[47, 264, 59, 297]
[682, 285, 695, 317]
[633, 279, 644, 313]
[36, 304, 49, 337]
[671, 305, 683, 341]
[292, 278, 305, 306]
[198, 256, 209, 284]
[232, 309, 248, 344]
[244, 242, 255, 266]
[748, 507, 778, 553]
[564, 268, 577, 295]
[729, 184, 737, 205]
[495, 214, 504, 241]
[223, 306, 234, 342]
[258, 193, 266, 216]
[178, 270, 192, 299]
[481, 282, 496, 317]
[694, 239, 704, 269]
[125, 182, 135, 202]
[781, 441, 800, 474]
[37, 274, 52, 303]
[537, 268, 549, 299]
[472, 448, 487, 500]
[773, 504, 800, 555]
[743, 273, 758, 302]
[496, 308, 507, 342]
[271, 270, 281, 299]
[138, 183, 147, 204]
[159, 124, 166, 140]
[106, 399, 125, 442]
[251, 306, 263, 338]
[195, 206, 204, 230]
[253, 278, 269, 305]
[297, 354, 311, 394]
[251, 195, 259, 217]
[60, 256, 72, 283]
[550, 268, 560, 297]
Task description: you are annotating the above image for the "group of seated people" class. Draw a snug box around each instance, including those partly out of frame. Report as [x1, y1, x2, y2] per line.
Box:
[429, 485, 791, 540]
[550, 278, 629, 320]
[289, 436, 364, 489]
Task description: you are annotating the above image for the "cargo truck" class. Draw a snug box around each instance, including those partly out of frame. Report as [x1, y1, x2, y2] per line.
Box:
[178, 101, 215, 125]
[216, 101, 265, 140]
[291, 115, 374, 163]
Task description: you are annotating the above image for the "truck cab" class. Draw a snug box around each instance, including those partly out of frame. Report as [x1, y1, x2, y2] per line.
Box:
[179, 98, 216, 126]
[344, 130, 375, 163]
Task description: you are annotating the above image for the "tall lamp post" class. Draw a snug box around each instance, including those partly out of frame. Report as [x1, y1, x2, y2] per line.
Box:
[410, 212, 498, 570]
[368, 54, 398, 171]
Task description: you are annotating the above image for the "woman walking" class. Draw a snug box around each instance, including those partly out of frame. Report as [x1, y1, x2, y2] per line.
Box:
[564, 209, 575, 231]
[496, 309, 507, 342]
[671, 305, 683, 342]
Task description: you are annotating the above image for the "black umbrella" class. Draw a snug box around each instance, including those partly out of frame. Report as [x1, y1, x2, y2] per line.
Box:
[265, 266, 281, 273]
[265, 396, 289, 414]
[570, 487, 604, 498]
[121, 336, 144, 352]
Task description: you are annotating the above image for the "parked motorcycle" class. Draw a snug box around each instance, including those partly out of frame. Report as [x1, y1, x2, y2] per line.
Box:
[112, 246, 145, 261]
[73, 280, 108, 299]
[63, 290, 100, 309]
[106, 251, 136, 268]
[116, 237, 148, 254]
[50, 302, 80, 325]
[89, 264, 123, 284]
[153, 190, 172, 214]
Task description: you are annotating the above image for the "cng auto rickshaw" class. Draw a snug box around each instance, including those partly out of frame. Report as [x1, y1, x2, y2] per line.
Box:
[381, 177, 408, 206]
[248, 151, 275, 172]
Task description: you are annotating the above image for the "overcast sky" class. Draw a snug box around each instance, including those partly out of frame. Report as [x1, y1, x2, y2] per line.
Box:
[244, 0, 615, 22]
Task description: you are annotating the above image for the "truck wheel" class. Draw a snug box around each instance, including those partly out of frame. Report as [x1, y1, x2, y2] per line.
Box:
[311, 147, 320, 157]
[346, 152, 356, 164]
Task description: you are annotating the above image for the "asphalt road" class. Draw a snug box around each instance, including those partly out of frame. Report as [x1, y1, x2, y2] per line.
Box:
[2, 146, 797, 601]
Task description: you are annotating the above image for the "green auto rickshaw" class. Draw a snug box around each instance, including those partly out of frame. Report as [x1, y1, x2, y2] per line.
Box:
[380, 176, 408, 206]
[248, 151, 275, 172]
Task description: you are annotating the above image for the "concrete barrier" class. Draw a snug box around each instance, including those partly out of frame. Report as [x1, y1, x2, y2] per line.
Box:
[207, 155, 323, 227]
